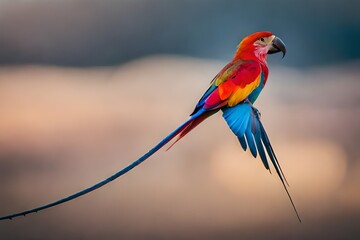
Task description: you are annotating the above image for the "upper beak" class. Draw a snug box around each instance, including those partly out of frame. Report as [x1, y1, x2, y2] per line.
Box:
[268, 36, 286, 58]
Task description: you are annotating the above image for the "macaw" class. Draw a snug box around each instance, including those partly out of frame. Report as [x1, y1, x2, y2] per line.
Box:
[0, 31, 301, 222]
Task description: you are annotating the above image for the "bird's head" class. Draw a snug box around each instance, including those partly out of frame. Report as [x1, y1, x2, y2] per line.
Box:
[234, 31, 286, 62]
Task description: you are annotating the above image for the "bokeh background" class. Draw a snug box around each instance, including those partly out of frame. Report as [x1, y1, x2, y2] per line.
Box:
[0, 0, 359, 239]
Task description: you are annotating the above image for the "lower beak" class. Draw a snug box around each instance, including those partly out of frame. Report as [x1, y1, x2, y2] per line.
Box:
[268, 36, 286, 58]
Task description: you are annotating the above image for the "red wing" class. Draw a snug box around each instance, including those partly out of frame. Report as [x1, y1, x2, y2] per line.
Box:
[203, 61, 262, 110]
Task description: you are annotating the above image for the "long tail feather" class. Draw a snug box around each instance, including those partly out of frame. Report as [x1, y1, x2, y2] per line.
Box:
[0, 110, 208, 220]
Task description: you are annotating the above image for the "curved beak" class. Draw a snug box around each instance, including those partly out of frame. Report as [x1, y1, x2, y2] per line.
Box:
[268, 36, 286, 58]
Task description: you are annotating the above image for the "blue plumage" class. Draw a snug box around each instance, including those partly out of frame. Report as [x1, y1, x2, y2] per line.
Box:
[222, 103, 251, 137]
[247, 71, 265, 103]
[245, 117, 257, 158]
[237, 136, 247, 151]
[222, 102, 301, 222]
[222, 102, 275, 171]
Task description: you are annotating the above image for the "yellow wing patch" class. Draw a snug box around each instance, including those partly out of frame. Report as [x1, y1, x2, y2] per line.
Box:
[227, 74, 261, 107]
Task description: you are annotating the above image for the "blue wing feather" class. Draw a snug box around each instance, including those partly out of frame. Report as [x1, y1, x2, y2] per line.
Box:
[222, 103, 251, 137]
[237, 136, 247, 151]
[191, 84, 217, 115]
[259, 120, 288, 185]
[252, 114, 270, 170]
[222, 102, 301, 222]
[245, 122, 257, 158]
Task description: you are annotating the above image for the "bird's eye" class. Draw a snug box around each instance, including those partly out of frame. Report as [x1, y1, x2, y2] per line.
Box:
[260, 38, 265, 42]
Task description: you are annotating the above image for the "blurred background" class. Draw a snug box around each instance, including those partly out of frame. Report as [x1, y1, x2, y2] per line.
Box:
[0, 0, 359, 239]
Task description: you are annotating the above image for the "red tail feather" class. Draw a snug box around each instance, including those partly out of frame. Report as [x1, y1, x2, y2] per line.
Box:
[166, 111, 216, 151]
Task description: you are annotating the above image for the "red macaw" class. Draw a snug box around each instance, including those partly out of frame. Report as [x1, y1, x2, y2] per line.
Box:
[0, 31, 301, 222]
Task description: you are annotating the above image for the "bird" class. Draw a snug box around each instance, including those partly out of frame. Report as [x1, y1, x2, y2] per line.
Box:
[0, 31, 301, 222]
